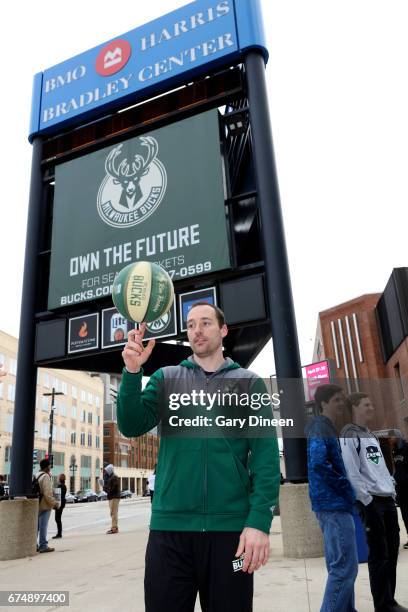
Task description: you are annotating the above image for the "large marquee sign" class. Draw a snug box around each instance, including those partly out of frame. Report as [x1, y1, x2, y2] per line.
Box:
[29, 0, 267, 140]
[47, 109, 230, 309]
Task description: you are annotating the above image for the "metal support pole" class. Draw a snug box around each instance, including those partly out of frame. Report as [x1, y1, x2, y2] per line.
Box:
[43, 387, 63, 458]
[9, 138, 43, 496]
[244, 51, 307, 481]
[48, 404, 54, 457]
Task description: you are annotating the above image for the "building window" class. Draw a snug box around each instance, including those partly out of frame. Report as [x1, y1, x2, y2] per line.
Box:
[7, 385, 15, 402]
[43, 372, 50, 388]
[96, 435, 100, 449]
[71, 432, 76, 445]
[80, 477, 91, 490]
[88, 433, 92, 447]
[42, 397, 49, 412]
[71, 405, 77, 419]
[394, 363, 405, 401]
[88, 392, 93, 405]
[5, 446, 12, 462]
[62, 382, 68, 394]
[41, 423, 48, 439]
[52, 426, 58, 441]
[95, 396, 100, 408]
[6, 414, 14, 433]
[80, 433, 85, 446]
[9, 359, 17, 376]
[71, 385, 77, 399]
[81, 455, 91, 468]
[97, 415, 100, 426]
[53, 452, 64, 466]
[81, 390, 86, 402]
[60, 427, 66, 443]
[80, 410, 86, 423]
[103, 444, 110, 453]
[103, 428, 110, 437]
[59, 402, 67, 417]
[87, 412, 93, 424]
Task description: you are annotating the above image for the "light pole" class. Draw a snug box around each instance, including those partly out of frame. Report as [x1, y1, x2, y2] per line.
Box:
[69, 460, 78, 494]
[43, 387, 64, 460]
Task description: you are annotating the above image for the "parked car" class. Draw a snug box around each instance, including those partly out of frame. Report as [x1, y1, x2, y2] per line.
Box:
[97, 491, 107, 501]
[120, 490, 133, 499]
[76, 489, 98, 502]
[65, 493, 77, 504]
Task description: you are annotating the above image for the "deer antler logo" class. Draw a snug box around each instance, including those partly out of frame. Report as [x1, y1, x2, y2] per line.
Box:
[97, 136, 167, 229]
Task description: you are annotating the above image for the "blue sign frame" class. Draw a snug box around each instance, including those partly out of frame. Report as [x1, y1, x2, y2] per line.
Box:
[29, 0, 267, 141]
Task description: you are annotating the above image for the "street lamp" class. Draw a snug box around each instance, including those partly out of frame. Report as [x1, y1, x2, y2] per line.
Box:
[69, 460, 78, 494]
[43, 387, 64, 459]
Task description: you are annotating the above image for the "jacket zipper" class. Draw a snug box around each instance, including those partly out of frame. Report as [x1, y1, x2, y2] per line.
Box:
[203, 374, 209, 532]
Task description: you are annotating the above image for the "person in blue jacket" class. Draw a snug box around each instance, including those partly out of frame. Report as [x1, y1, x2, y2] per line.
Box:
[306, 384, 358, 612]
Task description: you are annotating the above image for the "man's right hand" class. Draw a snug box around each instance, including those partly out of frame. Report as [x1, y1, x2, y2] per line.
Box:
[122, 324, 156, 374]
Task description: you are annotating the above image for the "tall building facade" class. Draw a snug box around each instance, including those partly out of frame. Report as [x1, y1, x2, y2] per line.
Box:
[0, 330, 104, 492]
[313, 268, 408, 437]
[103, 422, 159, 495]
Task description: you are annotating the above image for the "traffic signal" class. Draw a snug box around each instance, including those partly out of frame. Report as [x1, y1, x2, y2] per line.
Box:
[33, 449, 38, 463]
[48, 454, 54, 468]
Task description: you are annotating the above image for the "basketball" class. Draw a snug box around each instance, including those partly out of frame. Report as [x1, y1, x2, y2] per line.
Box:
[112, 261, 174, 323]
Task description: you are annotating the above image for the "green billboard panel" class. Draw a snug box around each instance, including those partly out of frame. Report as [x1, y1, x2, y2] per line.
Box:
[48, 109, 231, 309]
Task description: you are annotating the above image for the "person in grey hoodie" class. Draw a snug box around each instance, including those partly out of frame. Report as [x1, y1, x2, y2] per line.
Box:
[340, 393, 407, 612]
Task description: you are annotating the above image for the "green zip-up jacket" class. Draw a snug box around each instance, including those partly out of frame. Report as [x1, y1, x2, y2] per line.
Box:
[117, 357, 280, 534]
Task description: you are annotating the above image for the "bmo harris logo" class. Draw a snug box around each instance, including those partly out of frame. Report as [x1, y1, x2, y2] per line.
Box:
[96, 39, 132, 76]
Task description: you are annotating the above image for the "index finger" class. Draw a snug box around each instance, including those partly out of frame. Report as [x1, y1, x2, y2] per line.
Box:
[128, 324, 147, 342]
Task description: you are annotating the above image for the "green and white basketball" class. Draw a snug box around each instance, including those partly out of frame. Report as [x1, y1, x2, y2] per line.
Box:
[112, 262, 174, 323]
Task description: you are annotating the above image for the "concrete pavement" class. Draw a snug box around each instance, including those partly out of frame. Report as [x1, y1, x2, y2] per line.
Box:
[1, 500, 407, 611]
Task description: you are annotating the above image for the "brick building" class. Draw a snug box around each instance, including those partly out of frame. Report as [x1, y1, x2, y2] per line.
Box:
[103, 422, 159, 495]
[313, 268, 408, 437]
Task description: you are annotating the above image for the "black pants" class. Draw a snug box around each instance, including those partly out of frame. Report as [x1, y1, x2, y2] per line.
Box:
[397, 489, 408, 536]
[359, 496, 400, 611]
[55, 505, 65, 536]
[145, 531, 253, 612]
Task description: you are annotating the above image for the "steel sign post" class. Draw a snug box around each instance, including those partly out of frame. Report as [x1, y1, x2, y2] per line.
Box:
[9, 138, 43, 496]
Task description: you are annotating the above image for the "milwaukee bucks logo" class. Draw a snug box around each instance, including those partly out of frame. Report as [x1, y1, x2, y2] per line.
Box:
[97, 137, 167, 228]
[366, 445, 381, 465]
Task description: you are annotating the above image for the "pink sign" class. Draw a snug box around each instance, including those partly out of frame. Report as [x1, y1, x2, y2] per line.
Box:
[305, 360, 330, 402]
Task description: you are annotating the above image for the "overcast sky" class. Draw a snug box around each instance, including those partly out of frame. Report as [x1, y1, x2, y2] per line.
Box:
[1, 1, 407, 376]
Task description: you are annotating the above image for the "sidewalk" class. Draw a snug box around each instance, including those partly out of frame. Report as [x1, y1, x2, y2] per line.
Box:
[1, 509, 407, 611]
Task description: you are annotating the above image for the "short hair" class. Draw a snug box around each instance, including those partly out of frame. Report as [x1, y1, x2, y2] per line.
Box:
[348, 392, 369, 408]
[314, 384, 343, 414]
[188, 302, 225, 328]
[40, 458, 50, 470]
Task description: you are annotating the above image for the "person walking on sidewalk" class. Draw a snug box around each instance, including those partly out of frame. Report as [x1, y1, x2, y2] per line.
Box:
[306, 384, 358, 612]
[341, 393, 408, 612]
[117, 302, 280, 612]
[147, 470, 155, 504]
[53, 474, 67, 539]
[104, 464, 120, 534]
[35, 458, 60, 553]
[393, 437, 408, 550]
